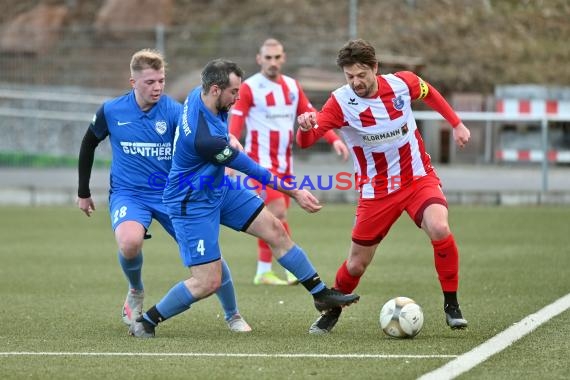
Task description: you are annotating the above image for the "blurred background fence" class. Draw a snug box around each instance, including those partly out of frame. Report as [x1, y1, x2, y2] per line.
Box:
[0, 24, 349, 90]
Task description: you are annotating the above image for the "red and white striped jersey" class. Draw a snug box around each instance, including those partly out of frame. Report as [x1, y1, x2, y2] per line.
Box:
[321, 72, 438, 199]
[229, 73, 312, 176]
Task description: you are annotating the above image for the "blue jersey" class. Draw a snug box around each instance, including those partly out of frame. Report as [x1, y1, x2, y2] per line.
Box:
[163, 87, 270, 215]
[90, 90, 182, 199]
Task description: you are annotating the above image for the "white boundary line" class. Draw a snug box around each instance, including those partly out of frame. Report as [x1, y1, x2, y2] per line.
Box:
[419, 293, 570, 380]
[0, 352, 455, 359]
[3, 294, 567, 366]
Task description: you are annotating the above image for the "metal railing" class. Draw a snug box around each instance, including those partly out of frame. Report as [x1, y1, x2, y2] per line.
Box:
[1, 86, 569, 193]
[416, 111, 570, 192]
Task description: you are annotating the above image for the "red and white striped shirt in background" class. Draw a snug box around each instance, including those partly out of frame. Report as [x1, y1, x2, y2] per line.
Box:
[230, 73, 339, 177]
[297, 71, 462, 199]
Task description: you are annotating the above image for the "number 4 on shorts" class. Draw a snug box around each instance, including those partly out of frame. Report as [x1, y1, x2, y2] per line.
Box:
[196, 239, 205, 255]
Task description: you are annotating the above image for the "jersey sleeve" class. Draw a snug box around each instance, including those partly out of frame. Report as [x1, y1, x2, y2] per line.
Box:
[295, 81, 316, 115]
[322, 130, 341, 144]
[296, 94, 344, 148]
[395, 71, 461, 128]
[229, 83, 253, 138]
[226, 151, 272, 184]
[77, 127, 103, 198]
[294, 82, 339, 144]
[195, 112, 232, 163]
[89, 105, 109, 140]
[194, 112, 271, 182]
[394, 71, 428, 100]
[77, 105, 108, 197]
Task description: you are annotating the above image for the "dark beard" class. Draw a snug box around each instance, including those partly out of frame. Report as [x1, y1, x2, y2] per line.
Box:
[216, 98, 233, 113]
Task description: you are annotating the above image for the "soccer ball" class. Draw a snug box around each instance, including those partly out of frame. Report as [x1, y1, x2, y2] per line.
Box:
[379, 296, 424, 338]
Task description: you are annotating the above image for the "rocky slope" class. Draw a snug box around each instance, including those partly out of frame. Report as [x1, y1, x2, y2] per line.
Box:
[1, 0, 568, 94]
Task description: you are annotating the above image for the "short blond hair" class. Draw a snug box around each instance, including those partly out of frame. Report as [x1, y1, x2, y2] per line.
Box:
[130, 49, 166, 76]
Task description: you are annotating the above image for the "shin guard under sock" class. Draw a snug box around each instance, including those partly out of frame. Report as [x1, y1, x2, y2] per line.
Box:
[334, 260, 361, 294]
[432, 234, 459, 292]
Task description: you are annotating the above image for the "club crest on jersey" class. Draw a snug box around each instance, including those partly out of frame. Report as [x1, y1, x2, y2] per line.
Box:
[155, 121, 167, 135]
[288, 91, 296, 103]
[392, 96, 404, 111]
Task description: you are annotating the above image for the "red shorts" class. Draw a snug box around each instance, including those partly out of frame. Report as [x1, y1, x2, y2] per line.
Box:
[248, 177, 291, 208]
[352, 172, 447, 246]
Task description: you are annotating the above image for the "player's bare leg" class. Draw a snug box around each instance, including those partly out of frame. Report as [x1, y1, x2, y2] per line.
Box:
[246, 208, 360, 311]
[254, 197, 295, 285]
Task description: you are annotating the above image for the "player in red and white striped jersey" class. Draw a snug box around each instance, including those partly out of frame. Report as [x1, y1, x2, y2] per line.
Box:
[230, 38, 349, 286]
[297, 39, 471, 334]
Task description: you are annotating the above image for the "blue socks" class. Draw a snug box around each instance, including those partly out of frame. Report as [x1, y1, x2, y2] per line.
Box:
[118, 252, 143, 290]
[278, 245, 325, 294]
[146, 281, 196, 324]
[141, 260, 239, 325]
[215, 258, 238, 321]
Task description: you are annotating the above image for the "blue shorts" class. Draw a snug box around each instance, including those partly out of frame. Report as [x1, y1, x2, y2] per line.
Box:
[170, 187, 264, 267]
[109, 192, 176, 239]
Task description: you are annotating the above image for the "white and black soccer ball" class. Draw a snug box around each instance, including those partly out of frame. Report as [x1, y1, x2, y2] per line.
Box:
[379, 296, 424, 338]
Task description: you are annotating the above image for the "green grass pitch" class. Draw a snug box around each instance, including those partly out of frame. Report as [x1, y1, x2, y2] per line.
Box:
[0, 204, 568, 379]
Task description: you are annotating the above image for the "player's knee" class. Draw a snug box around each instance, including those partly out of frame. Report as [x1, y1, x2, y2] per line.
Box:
[117, 236, 143, 258]
[264, 217, 290, 247]
[271, 208, 287, 221]
[429, 223, 451, 241]
[346, 259, 367, 277]
[202, 276, 222, 296]
[267, 198, 288, 221]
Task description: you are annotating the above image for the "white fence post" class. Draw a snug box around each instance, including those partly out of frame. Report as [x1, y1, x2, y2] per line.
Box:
[541, 117, 549, 193]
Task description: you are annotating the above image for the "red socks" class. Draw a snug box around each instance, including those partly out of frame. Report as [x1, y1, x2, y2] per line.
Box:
[257, 239, 273, 263]
[332, 234, 459, 295]
[334, 260, 361, 294]
[432, 234, 459, 292]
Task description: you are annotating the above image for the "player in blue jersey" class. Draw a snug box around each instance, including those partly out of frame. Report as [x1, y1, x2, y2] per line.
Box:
[128, 59, 360, 338]
[77, 49, 252, 333]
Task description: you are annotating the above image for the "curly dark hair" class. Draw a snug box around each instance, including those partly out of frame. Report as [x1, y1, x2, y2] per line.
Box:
[336, 39, 378, 70]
